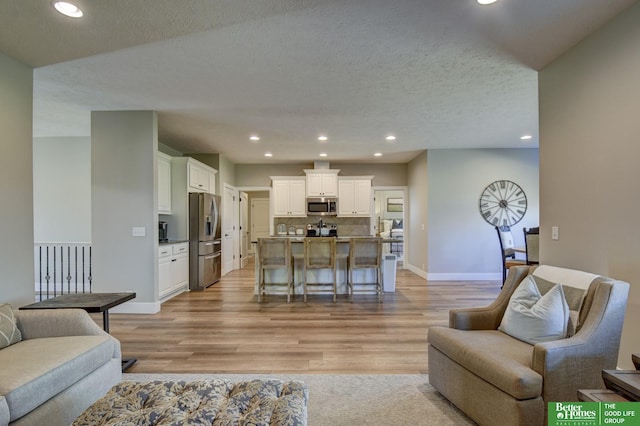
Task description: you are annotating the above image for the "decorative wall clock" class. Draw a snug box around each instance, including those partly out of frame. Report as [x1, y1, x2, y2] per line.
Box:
[479, 180, 527, 227]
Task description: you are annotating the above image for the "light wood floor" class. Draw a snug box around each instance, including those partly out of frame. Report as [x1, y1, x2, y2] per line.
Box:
[108, 260, 501, 374]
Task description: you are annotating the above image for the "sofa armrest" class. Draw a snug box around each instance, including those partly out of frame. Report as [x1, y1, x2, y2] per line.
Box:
[16, 309, 106, 339]
[532, 280, 630, 402]
[450, 265, 532, 330]
[0, 396, 9, 426]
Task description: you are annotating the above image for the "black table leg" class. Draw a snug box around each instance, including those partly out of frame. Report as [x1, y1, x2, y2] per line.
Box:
[103, 311, 109, 333]
[101, 309, 136, 371]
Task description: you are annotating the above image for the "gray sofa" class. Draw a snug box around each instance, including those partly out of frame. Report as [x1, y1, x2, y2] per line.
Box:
[0, 309, 122, 426]
[428, 265, 630, 426]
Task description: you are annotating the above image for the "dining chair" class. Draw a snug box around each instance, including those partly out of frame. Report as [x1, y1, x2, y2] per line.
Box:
[523, 227, 540, 265]
[494, 225, 526, 285]
[347, 237, 383, 303]
[257, 238, 293, 303]
[302, 237, 337, 302]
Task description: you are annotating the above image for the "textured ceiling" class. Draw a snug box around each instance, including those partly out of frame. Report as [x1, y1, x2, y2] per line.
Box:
[1, 0, 636, 163]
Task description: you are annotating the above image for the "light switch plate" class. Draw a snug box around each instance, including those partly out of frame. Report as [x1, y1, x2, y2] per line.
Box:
[132, 226, 146, 237]
[551, 226, 559, 240]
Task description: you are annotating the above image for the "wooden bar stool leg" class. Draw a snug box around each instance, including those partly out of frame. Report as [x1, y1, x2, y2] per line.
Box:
[303, 263, 308, 303]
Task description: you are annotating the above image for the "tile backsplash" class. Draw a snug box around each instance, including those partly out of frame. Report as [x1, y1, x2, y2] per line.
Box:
[274, 217, 371, 236]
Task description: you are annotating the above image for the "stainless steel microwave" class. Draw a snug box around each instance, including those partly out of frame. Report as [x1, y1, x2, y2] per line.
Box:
[307, 197, 337, 216]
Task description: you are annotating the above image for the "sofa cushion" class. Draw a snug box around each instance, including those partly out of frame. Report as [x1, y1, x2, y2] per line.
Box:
[428, 327, 541, 399]
[0, 335, 115, 422]
[0, 304, 21, 349]
[498, 276, 569, 345]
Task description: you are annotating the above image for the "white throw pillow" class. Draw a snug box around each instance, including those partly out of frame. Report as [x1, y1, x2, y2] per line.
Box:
[498, 276, 569, 345]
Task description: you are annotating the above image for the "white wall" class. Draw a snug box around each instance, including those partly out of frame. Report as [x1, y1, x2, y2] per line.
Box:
[0, 52, 34, 306]
[539, 2, 640, 369]
[407, 152, 428, 277]
[427, 148, 539, 280]
[33, 137, 91, 243]
[91, 111, 159, 313]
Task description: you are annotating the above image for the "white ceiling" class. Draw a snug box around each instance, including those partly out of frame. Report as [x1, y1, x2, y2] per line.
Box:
[1, 0, 635, 164]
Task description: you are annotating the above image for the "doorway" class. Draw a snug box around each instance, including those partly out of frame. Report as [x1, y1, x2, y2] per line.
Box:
[374, 188, 406, 266]
[222, 184, 238, 276]
[250, 198, 270, 255]
[240, 191, 249, 269]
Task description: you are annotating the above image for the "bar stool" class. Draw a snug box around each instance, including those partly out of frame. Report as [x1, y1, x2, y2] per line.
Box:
[257, 238, 293, 303]
[347, 237, 383, 302]
[302, 237, 337, 303]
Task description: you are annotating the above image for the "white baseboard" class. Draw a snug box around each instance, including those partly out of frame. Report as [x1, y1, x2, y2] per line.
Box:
[110, 301, 160, 314]
[405, 264, 427, 279]
[427, 272, 502, 281]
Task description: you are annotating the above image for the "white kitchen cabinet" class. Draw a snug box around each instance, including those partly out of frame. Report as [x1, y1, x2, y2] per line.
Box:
[271, 177, 307, 217]
[188, 161, 213, 193]
[158, 242, 189, 300]
[166, 157, 218, 241]
[338, 177, 373, 216]
[158, 152, 172, 214]
[304, 169, 339, 197]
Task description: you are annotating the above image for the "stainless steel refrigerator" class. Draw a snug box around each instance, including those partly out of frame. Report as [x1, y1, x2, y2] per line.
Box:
[188, 192, 221, 290]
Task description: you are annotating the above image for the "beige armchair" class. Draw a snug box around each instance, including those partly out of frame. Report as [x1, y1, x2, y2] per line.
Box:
[428, 265, 630, 426]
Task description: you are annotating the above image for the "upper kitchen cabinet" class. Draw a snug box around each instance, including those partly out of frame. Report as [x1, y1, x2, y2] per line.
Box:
[188, 160, 217, 194]
[304, 169, 339, 197]
[338, 177, 373, 217]
[166, 157, 218, 241]
[158, 152, 172, 214]
[271, 177, 306, 217]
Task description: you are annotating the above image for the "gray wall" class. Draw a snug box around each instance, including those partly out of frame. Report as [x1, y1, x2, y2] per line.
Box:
[33, 137, 91, 243]
[0, 53, 34, 306]
[538, 2, 640, 368]
[407, 152, 428, 277]
[427, 149, 539, 280]
[91, 111, 159, 312]
[235, 162, 408, 187]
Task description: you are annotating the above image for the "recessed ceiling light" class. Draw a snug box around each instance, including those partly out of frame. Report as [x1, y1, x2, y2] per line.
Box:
[317, 135, 328, 141]
[53, 1, 84, 18]
[249, 135, 260, 141]
[386, 135, 396, 141]
[521, 135, 533, 140]
[477, 0, 497, 4]
[319, 153, 327, 157]
[374, 153, 383, 157]
[264, 152, 273, 157]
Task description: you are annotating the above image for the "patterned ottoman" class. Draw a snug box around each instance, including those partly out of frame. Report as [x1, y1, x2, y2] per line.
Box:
[73, 379, 308, 425]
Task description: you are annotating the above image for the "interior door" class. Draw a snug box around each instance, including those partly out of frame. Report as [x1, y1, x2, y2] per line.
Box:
[251, 198, 270, 254]
[222, 185, 237, 276]
[240, 192, 249, 268]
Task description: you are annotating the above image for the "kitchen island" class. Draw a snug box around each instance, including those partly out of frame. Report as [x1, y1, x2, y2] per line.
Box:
[253, 236, 395, 298]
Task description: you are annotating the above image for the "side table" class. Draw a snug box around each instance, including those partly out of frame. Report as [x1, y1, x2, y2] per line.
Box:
[21, 293, 137, 371]
[602, 370, 640, 401]
[578, 389, 630, 402]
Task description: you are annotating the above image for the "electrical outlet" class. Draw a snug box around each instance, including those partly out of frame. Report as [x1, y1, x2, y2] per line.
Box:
[132, 226, 146, 237]
[551, 226, 559, 240]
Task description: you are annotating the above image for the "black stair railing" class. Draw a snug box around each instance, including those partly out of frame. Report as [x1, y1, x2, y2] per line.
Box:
[35, 243, 92, 301]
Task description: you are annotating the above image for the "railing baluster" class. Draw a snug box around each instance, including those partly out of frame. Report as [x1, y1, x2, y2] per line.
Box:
[45, 246, 50, 299]
[34, 243, 92, 300]
[88, 246, 92, 293]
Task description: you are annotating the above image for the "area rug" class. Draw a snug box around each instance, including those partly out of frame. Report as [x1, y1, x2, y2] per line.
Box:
[124, 373, 475, 425]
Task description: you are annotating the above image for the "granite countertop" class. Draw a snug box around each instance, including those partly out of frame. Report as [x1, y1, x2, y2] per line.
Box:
[254, 235, 379, 242]
[159, 239, 189, 245]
